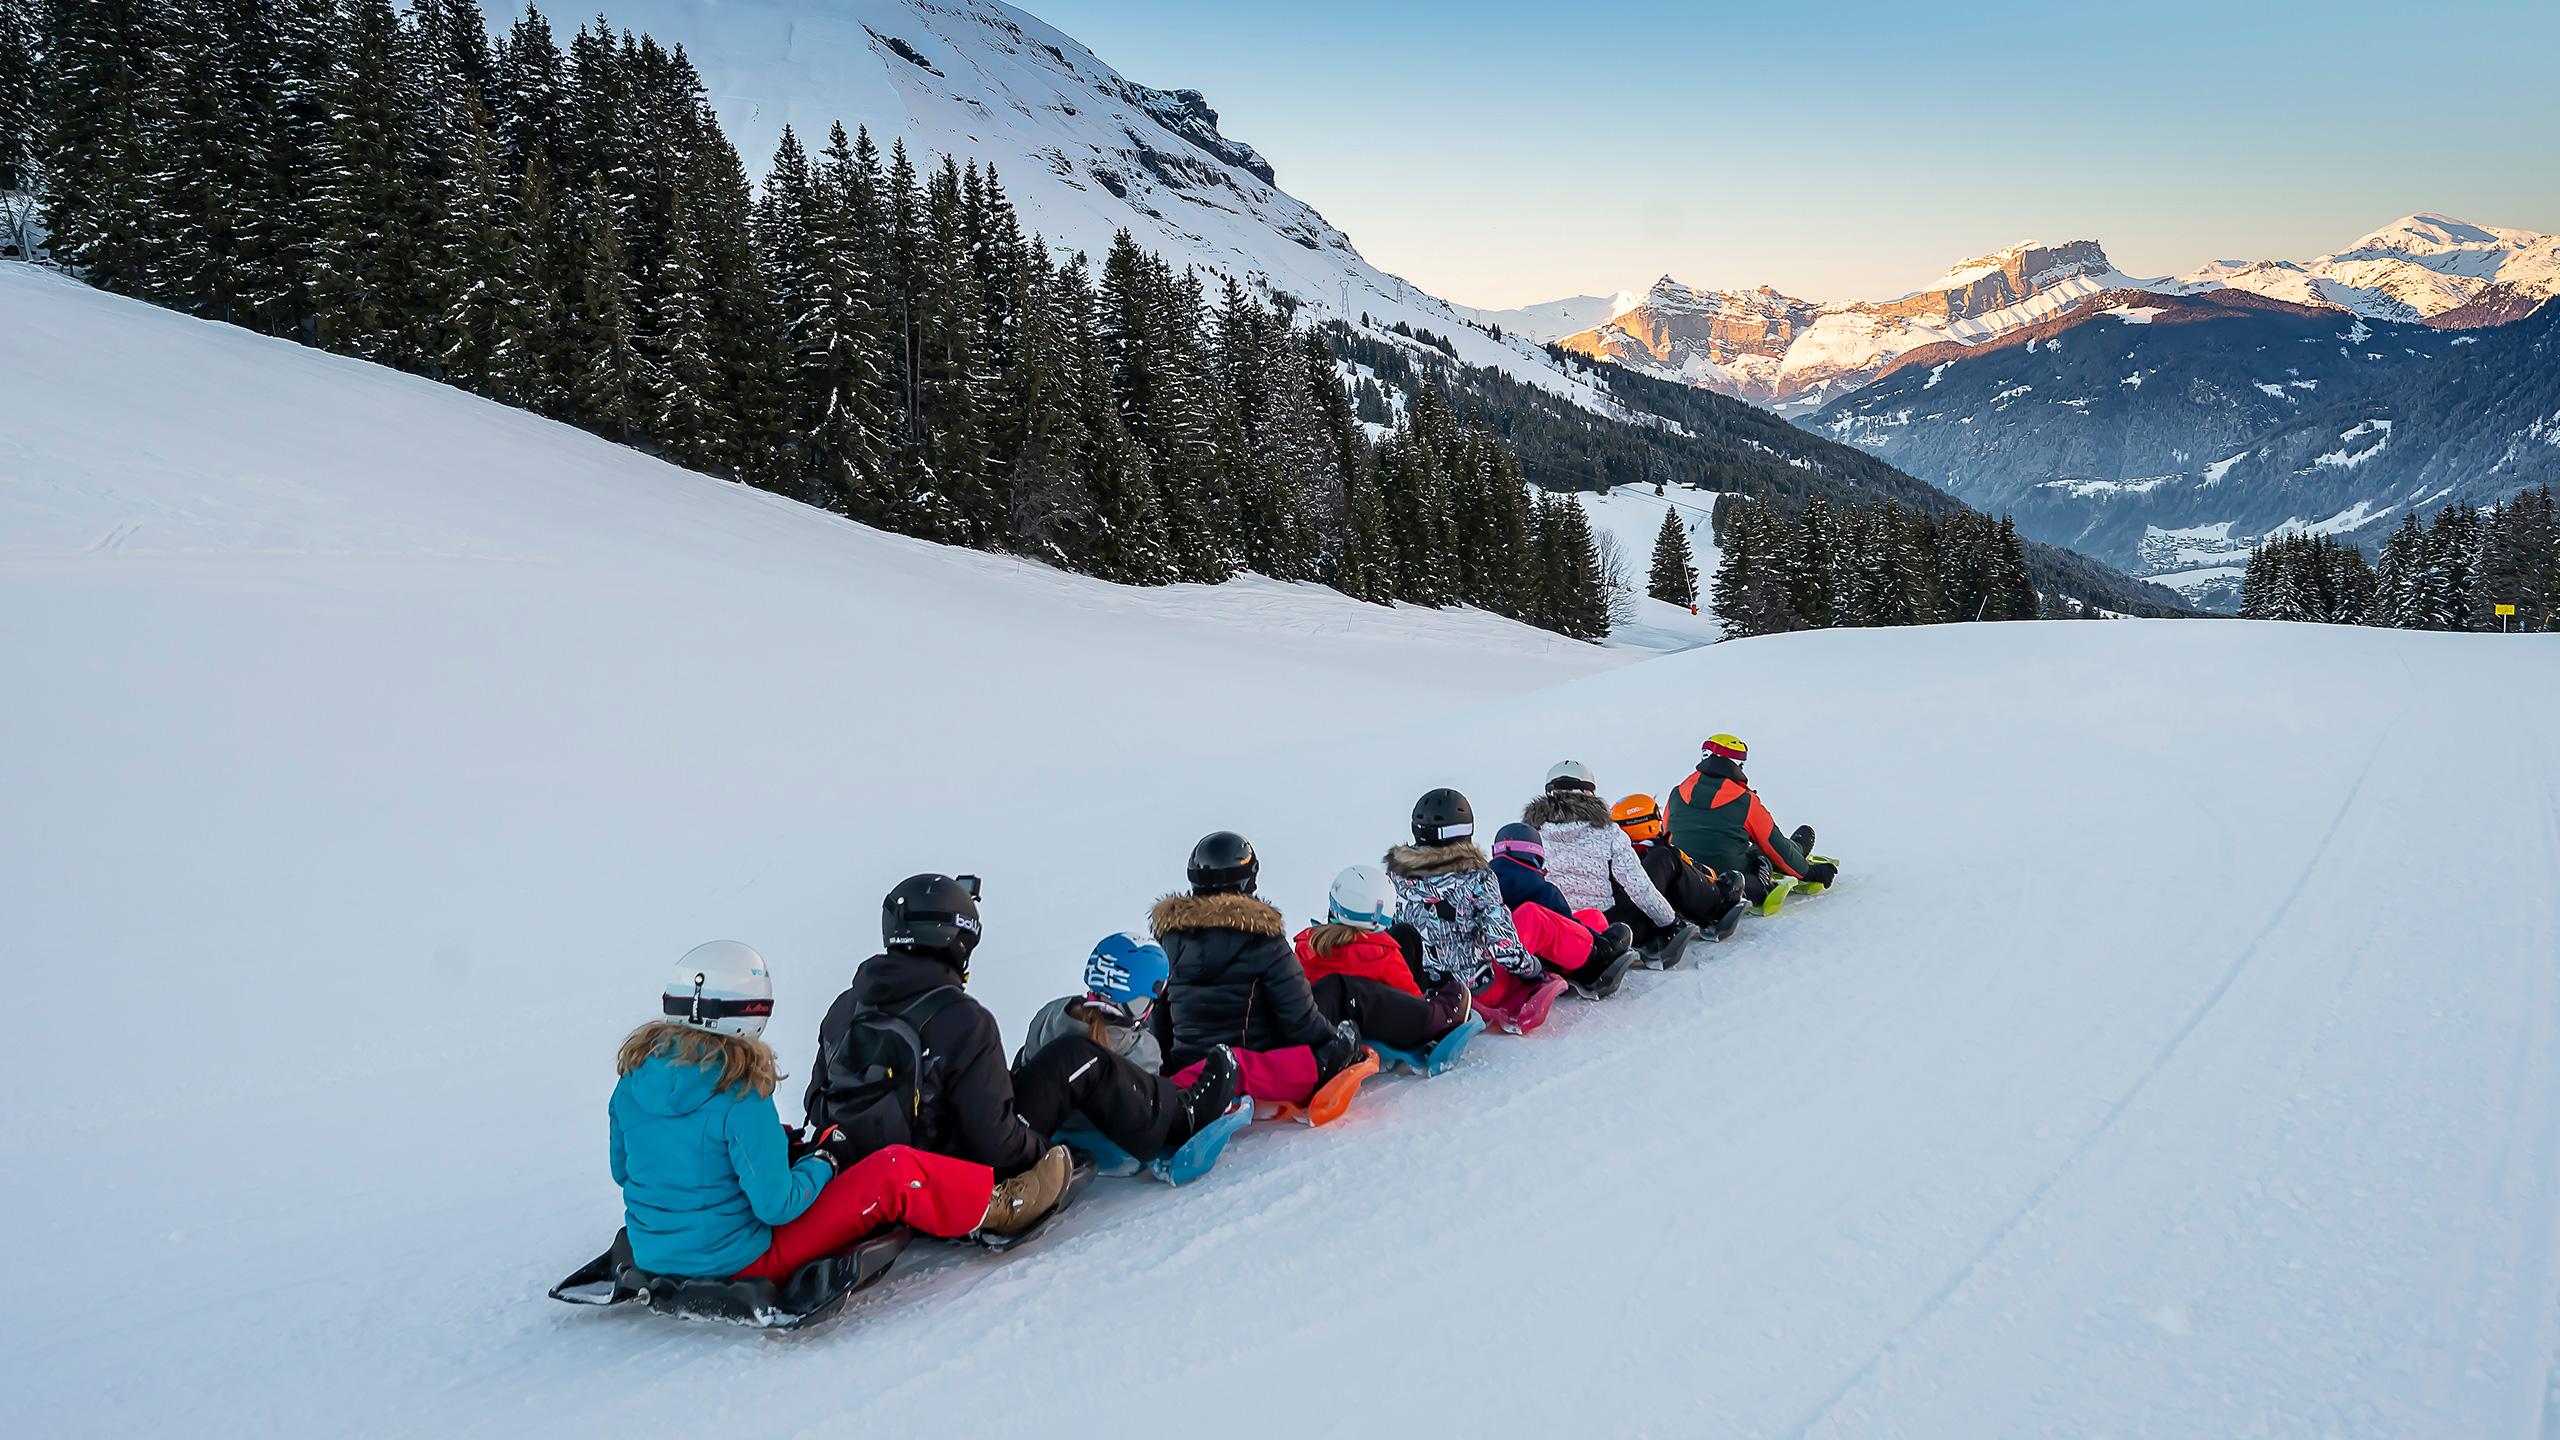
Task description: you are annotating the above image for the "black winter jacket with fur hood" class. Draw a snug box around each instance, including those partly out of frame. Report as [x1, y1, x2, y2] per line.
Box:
[1150, 892, 1332, 1070]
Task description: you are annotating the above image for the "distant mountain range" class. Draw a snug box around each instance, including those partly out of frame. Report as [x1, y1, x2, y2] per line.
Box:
[1502, 215, 2556, 609]
[1807, 288, 2558, 609]
[1538, 214, 2558, 417]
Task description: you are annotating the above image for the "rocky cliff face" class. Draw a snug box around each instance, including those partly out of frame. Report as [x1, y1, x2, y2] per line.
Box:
[1559, 241, 2132, 413]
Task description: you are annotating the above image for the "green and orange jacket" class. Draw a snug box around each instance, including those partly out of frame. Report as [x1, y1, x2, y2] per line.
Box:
[1665, 755, 1808, 880]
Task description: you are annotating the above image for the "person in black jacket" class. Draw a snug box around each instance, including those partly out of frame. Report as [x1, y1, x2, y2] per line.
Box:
[1151, 833, 1365, 1105]
[806, 874, 1238, 1176]
[1610, 794, 1746, 937]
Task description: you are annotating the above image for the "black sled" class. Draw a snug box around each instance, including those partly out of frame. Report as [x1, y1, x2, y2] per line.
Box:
[548, 1228, 908, 1331]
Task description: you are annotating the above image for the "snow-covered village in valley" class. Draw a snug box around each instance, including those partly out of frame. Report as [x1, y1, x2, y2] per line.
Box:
[5, 0, 2559, 1434]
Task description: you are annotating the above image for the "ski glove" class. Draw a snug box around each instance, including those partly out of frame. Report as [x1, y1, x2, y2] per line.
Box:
[807, 1125, 862, 1175]
[1802, 860, 1839, 887]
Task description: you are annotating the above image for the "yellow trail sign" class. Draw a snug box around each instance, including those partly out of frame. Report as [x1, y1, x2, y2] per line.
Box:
[2495, 604, 2517, 617]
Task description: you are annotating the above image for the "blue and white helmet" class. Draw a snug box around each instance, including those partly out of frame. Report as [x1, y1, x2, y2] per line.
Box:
[1326, 864, 1398, 931]
[662, 940, 775, 1038]
[1083, 932, 1170, 1013]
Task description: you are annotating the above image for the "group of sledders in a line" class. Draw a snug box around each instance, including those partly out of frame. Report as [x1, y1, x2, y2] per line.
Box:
[605, 734, 1837, 1286]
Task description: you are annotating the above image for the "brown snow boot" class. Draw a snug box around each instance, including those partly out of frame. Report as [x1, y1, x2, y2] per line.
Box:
[979, 1144, 1073, 1237]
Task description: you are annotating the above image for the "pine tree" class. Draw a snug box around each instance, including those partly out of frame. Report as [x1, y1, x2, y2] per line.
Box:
[136, 0, 290, 322]
[1339, 453, 1398, 603]
[37, 0, 159, 291]
[2425, 503, 2484, 631]
[1989, 517, 2038, 620]
[2479, 487, 2558, 631]
[568, 174, 643, 442]
[1532, 491, 1610, 641]
[1647, 505, 1697, 607]
[2371, 513, 2428, 629]
[307, 0, 432, 365]
[0, 0, 35, 199]
[1788, 496, 1838, 627]
[645, 196, 724, 470]
[2237, 541, 2275, 620]
[436, 102, 534, 399]
[1710, 494, 1759, 635]
[260, 0, 343, 338]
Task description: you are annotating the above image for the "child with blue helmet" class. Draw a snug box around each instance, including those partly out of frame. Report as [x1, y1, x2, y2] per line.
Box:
[1015, 931, 1239, 1160]
[1018, 931, 1171, 1073]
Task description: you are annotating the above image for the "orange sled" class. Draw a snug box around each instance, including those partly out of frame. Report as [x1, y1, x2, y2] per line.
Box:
[1254, 1049, 1380, 1127]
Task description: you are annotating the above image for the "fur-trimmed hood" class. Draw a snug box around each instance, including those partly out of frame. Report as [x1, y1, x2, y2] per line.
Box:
[1150, 891, 1287, 938]
[1385, 840, 1489, 878]
[1523, 789, 1612, 828]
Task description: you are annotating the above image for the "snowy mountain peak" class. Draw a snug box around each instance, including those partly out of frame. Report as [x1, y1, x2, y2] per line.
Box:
[2338, 212, 2546, 260]
[2171, 212, 2559, 323]
[590, 0, 1595, 401]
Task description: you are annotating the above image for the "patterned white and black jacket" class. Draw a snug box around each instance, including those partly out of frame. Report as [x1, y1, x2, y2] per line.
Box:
[1384, 840, 1536, 991]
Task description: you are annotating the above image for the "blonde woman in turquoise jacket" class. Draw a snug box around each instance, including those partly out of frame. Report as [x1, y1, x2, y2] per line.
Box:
[608, 942, 1065, 1278]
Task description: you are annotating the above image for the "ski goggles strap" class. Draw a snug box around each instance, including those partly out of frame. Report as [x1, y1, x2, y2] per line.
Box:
[663, 993, 775, 1022]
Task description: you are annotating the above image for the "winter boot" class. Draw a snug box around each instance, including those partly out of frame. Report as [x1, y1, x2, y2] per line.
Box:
[1313, 1018, 1366, 1084]
[1790, 824, 1816, 856]
[1423, 972, 1474, 1038]
[1644, 921, 1700, 968]
[1573, 943, 1642, 1000]
[1592, 922, 1635, 963]
[1166, 1045, 1241, 1147]
[979, 1144, 1073, 1237]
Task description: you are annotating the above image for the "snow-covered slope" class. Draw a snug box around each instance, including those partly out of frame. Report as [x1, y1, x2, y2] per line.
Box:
[1561, 241, 2141, 414]
[1575, 482, 1726, 649]
[13, 267, 2560, 1437]
[1447, 289, 1641, 344]
[581, 0, 1604, 403]
[2169, 213, 2560, 325]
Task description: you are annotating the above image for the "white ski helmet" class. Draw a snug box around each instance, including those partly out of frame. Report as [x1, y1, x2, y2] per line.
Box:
[1326, 864, 1399, 931]
[663, 940, 775, 1038]
[1544, 760, 1598, 794]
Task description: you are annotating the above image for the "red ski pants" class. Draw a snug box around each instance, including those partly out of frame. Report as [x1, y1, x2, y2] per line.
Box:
[731, 1145, 994, 1281]
[1509, 902, 1607, 969]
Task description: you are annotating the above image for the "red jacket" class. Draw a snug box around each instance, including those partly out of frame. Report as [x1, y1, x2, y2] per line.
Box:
[1292, 926, 1421, 997]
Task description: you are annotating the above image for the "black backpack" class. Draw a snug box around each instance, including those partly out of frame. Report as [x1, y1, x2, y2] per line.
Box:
[816, 986, 968, 1159]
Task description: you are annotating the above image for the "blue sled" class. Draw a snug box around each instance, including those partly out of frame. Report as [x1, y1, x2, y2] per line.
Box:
[1369, 1016, 1487, 1077]
[1055, 1101, 1252, 1187]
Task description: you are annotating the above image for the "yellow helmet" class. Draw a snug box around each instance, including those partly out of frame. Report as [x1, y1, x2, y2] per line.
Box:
[1702, 733, 1748, 763]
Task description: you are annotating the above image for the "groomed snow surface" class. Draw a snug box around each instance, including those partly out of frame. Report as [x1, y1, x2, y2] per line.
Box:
[9, 268, 2560, 1438]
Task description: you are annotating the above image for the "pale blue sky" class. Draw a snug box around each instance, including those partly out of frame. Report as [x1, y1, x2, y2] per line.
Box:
[1030, 0, 2560, 306]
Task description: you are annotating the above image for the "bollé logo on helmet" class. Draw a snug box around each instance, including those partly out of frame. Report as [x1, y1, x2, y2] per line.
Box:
[954, 915, 982, 936]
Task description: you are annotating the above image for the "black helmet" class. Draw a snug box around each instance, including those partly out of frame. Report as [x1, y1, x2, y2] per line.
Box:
[1186, 831, 1259, 895]
[1411, 788, 1474, 846]
[882, 873, 984, 966]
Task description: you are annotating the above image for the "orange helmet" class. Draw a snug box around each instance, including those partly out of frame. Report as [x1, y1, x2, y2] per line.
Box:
[1611, 794, 1664, 843]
